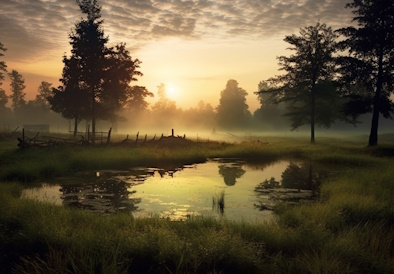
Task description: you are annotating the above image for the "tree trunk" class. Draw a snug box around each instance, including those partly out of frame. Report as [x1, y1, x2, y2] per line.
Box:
[368, 47, 384, 146]
[91, 88, 96, 144]
[310, 83, 316, 144]
[73, 117, 78, 137]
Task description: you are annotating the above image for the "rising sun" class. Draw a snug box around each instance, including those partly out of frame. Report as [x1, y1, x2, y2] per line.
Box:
[166, 85, 178, 100]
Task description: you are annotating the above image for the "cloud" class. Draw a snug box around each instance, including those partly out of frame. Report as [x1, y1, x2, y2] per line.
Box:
[0, 0, 352, 63]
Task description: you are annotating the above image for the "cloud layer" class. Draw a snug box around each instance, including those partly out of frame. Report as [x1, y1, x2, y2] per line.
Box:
[0, 0, 352, 62]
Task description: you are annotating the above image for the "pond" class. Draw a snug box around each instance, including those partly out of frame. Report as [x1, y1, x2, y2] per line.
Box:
[22, 159, 320, 222]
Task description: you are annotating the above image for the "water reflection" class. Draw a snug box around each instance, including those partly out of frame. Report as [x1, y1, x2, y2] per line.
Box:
[218, 162, 246, 186]
[254, 161, 321, 211]
[60, 177, 141, 213]
[21, 160, 318, 222]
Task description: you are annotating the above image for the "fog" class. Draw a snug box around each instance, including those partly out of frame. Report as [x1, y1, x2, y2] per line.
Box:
[1, 100, 393, 142]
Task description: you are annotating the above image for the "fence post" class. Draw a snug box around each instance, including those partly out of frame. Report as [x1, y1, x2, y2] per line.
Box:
[107, 127, 112, 144]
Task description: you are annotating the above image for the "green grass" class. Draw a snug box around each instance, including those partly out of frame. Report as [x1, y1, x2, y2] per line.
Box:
[0, 136, 393, 273]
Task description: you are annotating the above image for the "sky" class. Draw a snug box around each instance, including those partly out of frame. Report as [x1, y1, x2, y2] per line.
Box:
[0, 0, 354, 112]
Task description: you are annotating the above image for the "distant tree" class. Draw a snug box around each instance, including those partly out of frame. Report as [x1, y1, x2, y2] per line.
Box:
[258, 23, 340, 143]
[0, 42, 7, 109]
[0, 89, 8, 109]
[337, 0, 394, 146]
[33, 81, 52, 109]
[152, 83, 177, 112]
[8, 70, 26, 111]
[150, 83, 178, 128]
[254, 81, 288, 130]
[216, 79, 250, 129]
[0, 42, 7, 91]
[126, 85, 154, 113]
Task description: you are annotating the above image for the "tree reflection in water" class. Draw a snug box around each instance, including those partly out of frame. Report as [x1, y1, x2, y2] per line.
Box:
[254, 161, 321, 211]
[60, 172, 143, 213]
[218, 161, 246, 186]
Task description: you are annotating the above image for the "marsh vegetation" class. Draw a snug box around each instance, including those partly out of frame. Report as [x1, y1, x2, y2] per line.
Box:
[0, 135, 393, 273]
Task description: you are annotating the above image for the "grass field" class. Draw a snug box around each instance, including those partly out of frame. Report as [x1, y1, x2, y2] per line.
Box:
[0, 134, 393, 273]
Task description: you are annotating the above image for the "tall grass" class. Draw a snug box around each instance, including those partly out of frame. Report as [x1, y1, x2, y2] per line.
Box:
[0, 137, 393, 273]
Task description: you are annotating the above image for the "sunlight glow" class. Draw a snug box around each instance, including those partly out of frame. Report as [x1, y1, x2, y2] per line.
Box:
[166, 85, 177, 100]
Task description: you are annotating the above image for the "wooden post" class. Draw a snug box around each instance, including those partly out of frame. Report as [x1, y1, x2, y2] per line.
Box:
[107, 127, 112, 144]
[172, 129, 174, 137]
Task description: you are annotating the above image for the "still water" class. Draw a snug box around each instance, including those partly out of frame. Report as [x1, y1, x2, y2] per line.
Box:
[22, 159, 318, 222]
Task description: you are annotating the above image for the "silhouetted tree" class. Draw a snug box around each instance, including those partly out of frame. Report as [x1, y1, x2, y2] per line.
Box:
[126, 85, 154, 113]
[8, 70, 26, 111]
[337, 0, 394, 146]
[0, 90, 8, 109]
[54, 0, 142, 140]
[62, 0, 111, 142]
[0, 42, 7, 100]
[254, 81, 288, 130]
[258, 23, 340, 143]
[217, 79, 250, 129]
[34, 81, 52, 109]
[48, 56, 89, 136]
[101, 43, 143, 130]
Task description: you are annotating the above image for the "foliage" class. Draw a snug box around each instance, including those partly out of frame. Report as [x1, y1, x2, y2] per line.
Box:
[0, 41, 7, 106]
[100, 43, 143, 122]
[34, 81, 52, 109]
[217, 79, 251, 129]
[258, 23, 340, 143]
[8, 69, 26, 111]
[337, 0, 394, 146]
[125, 85, 154, 113]
[49, 0, 143, 139]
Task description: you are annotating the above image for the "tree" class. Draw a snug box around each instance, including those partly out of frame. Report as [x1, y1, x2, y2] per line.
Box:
[63, 0, 110, 142]
[337, 0, 394, 146]
[216, 79, 250, 129]
[152, 83, 177, 112]
[258, 23, 339, 143]
[254, 81, 288, 131]
[0, 90, 7, 109]
[8, 70, 26, 111]
[52, 0, 142, 140]
[126, 85, 154, 113]
[100, 43, 143, 129]
[34, 81, 52, 109]
[0, 42, 7, 109]
[48, 56, 89, 136]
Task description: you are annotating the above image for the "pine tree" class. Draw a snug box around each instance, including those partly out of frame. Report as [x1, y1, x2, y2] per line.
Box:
[8, 70, 26, 111]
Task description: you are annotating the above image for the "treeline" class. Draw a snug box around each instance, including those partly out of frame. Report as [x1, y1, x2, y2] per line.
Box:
[1, 0, 393, 145]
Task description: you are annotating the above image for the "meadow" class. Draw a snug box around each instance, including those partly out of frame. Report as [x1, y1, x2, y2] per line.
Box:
[0, 134, 393, 273]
